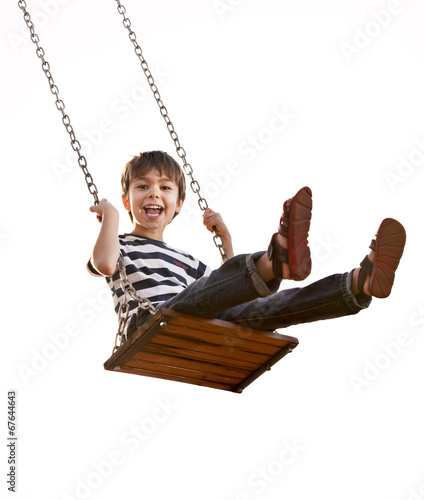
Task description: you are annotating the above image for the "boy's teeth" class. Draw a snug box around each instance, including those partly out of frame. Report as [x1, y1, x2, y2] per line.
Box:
[144, 206, 163, 216]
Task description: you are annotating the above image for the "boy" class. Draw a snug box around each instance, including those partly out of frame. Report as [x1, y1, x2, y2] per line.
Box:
[88, 150, 406, 338]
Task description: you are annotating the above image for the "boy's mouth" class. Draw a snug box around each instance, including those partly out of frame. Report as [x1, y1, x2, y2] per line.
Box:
[143, 205, 164, 218]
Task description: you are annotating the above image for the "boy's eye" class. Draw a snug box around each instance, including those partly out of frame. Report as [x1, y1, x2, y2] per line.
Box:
[134, 183, 173, 191]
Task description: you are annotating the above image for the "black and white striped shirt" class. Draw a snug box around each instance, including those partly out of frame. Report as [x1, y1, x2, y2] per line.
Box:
[88, 233, 211, 323]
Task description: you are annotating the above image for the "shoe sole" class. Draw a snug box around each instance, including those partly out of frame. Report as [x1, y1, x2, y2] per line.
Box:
[369, 218, 406, 298]
[288, 186, 313, 281]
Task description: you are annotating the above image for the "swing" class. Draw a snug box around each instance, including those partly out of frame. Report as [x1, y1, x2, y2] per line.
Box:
[18, 0, 299, 392]
[104, 308, 298, 393]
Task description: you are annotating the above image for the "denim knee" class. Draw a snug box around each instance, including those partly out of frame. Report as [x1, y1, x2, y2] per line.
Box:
[247, 251, 282, 296]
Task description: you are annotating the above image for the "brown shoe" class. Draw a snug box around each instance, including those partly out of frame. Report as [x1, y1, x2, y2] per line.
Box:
[358, 218, 406, 298]
[267, 186, 312, 281]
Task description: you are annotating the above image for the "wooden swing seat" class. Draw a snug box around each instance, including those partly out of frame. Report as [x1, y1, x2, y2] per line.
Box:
[104, 308, 299, 393]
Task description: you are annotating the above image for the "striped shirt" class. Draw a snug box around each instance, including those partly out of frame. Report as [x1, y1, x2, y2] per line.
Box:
[88, 234, 211, 325]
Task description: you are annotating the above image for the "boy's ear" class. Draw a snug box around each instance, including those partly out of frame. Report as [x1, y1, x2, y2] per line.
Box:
[122, 194, 131, 211]
[175, 198, 184, 214]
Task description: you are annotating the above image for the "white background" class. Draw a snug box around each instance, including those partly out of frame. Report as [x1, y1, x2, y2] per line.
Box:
[2, 1, 424, 499]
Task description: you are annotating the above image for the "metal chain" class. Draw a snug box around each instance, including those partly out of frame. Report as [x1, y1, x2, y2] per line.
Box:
[115, 0, 228, 262]
[17, 0, 100, 206]
[113, 258, 156, 352]
[18, 0, 228, 352]
[17, 0, 156, 352]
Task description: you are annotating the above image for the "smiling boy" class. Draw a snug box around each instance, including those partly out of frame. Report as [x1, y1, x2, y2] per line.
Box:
[89, 150, 406, 339]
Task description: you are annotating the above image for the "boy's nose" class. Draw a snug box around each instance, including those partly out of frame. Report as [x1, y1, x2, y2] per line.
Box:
[149, 187, 161, 198]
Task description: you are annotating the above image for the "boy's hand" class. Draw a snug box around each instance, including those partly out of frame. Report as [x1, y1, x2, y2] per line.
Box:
[203, 208, 234, 259]
[203, 208, 229, 236]
[89, 198, 118, 222]
[90, 198, 120, 276]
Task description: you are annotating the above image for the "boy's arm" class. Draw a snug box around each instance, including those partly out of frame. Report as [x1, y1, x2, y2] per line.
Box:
[203, 208, 234, 259]
[89, 199, 121, 276]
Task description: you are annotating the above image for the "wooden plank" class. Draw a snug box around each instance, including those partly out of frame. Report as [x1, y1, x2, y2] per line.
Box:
[105, 317, 165, 369]
[141, 342, 260, 370]
[104, 308, 299, 392]
[131, 350, 251, 379]
[115, 366, 234, 392]
[148, 332, 274, 365]
[162, 309, 298, 347]
[233, 342, 298, 393]
[158, 323, 280, 356]
[124, 358, 241, 386]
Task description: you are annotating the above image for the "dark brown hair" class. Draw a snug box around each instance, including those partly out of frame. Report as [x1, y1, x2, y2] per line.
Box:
[121, 151, 186, 222]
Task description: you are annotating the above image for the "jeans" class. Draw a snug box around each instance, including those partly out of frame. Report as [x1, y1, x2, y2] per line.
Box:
[128, 252, 371, 335]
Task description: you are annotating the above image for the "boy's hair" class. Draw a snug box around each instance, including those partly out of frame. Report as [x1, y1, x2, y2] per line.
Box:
[121, 150, 186, 223]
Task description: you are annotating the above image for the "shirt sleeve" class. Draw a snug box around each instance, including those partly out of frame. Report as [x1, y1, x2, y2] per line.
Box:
[86, 257, 103, 277]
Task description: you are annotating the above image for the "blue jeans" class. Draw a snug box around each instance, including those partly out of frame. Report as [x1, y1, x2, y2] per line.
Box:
[130, 252, 371, 334]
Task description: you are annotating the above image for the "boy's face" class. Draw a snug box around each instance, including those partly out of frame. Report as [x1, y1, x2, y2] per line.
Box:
[122, 169, 184, 241]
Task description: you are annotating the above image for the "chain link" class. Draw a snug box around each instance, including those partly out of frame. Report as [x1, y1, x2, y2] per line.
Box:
[17, 0, 100, 206]
[115, 0, 228, 262]
[113, 257, 157, 352]
[17, 0, 157, 352]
